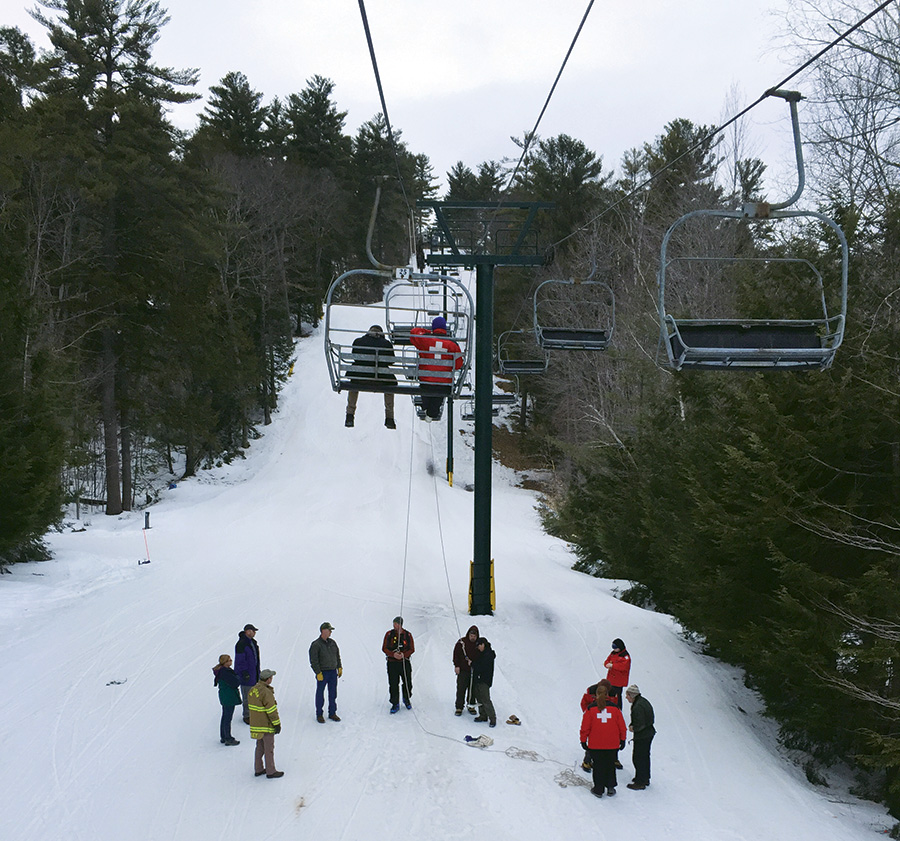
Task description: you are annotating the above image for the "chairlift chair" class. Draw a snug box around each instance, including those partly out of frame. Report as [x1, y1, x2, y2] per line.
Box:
[324, 267, 474, 396]
[657, 90, 848, 371]
[496, 329, 549, 376]
[533, 277, 615, 351]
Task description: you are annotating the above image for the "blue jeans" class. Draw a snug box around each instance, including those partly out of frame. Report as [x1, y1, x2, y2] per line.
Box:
[315, 669, 338, 716]
[220, 704, 236, 741]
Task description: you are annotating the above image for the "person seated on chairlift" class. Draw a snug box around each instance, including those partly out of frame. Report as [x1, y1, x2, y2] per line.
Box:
[409, 317, 462, 422]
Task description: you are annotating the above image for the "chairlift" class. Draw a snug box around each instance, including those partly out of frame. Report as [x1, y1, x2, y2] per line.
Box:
[533, 275, 614, 351]
[657, 90, 848, 370]
[324, 267, 474, 396]
[496, 329, 548, 375]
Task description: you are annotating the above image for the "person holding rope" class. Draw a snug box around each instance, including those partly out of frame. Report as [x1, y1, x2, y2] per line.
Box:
[382, 616, 415, 713]
[453, 625, 480, 716]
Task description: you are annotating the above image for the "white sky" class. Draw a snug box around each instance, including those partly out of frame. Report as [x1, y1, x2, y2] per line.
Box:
[6, 1, 807, 189]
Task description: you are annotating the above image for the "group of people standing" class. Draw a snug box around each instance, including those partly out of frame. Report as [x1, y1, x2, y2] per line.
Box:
[579, 638, 656, 799]
[212, 624, 654, 794]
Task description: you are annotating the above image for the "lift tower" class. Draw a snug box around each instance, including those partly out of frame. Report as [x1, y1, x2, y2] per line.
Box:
[420, 200, 553, 615]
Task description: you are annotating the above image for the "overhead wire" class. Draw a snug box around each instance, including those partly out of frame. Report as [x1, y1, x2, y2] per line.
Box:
[357, 0, 417, 239]
[547, 0, 898, 252]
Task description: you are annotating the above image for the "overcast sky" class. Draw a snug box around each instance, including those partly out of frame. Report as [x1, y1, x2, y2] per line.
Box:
[6, 1, 809, 190]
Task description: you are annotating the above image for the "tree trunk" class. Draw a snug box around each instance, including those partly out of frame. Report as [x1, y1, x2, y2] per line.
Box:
[119, 368, 132, 511]
[101, 328, 123, 515]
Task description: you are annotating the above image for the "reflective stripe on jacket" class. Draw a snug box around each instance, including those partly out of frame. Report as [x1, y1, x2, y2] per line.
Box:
[248, 680, 280, 739]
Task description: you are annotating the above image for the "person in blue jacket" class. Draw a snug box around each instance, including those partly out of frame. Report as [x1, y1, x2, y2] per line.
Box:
[212, 654, 241, 745]
[234, 624, 260, 724]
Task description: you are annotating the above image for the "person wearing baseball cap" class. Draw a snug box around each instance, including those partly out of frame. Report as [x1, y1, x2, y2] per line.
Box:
[249, 669, 283, 778]
[309, 622, 342, 723]
[235, 623, 261, 724]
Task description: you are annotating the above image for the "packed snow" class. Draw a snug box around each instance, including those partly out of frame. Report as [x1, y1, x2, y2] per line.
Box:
[0, 269, 890, 840]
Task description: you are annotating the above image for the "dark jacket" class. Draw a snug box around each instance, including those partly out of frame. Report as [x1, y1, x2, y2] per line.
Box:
[213, 665, 242, 706]
[471, 641, 495, 687]
[309, 636, 342, 673]
[382, 628, 415, 660]
[629, 693, 656, 740]
[234, 632, 260, 687]
[453, 625, 480, 673]
[348, 331, 396, 384]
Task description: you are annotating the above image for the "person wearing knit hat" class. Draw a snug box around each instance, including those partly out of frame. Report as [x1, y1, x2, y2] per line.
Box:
[408, 317, 462, 421]
[382, 616, 415, 713]
[625, 685, 655, 790]
[604, 638, 631, 709]
[212, 654, 241, 746]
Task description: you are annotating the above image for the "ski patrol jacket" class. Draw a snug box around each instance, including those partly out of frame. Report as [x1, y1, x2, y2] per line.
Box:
[409, 327, 463, 385]
[453, 625, 480, 673]
[471, 642, 495, 687]
[629, 693, 656, 740]
[580, 680, 612, 712]
[604, 649, 631, 688]
[580, 701, 627, 750]
[248, 680, 281, 739]
[234, 631, 260, 687]
[309, 636, 342, 673]
[213, 665, 242, 707]
[347, 331, 396, 385]
[382, 628, 415, 660]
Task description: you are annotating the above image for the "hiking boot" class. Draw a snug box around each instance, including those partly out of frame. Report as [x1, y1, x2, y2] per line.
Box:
[390, 704, 400, 714]
[266, 771, 284, 779]
[606, 787, 616, 797]
[590, 787, 604, 798]
[474, 715, 488, 722]
[626, 783, 647, 790]
[316, 715, 325, 723]
[455, 709, 463, 716]
[488, 719, 496, 727]
[345, 414, 354, 428]
[467, 706, 477, 715]
[614, 759, 623, 769]
[255, 771, 266, 777]
[224, 738, 240, 746]
[385, 417, 396, 429]
[404, 701, 412, 710]
[328, 714, 341, 722]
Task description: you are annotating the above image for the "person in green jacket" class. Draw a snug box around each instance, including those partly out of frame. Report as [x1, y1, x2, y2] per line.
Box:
[212, 654, 241, 746]
[624, 684, 655, 789]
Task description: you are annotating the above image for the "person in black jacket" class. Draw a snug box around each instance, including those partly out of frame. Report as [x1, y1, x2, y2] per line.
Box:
[345, 325, 397, 429]
[625, 684, 656, 789]
[471, 637, 497, 727]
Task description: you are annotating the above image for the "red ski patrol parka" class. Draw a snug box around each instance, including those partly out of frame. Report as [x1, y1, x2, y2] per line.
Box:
[580, 700, 627, 750]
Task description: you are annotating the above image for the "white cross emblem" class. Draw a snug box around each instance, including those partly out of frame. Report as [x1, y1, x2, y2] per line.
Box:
[598, 709, 612, 723]
[428, 341, 449, 357]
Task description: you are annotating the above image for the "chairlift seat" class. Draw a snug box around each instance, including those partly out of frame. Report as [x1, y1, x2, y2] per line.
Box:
[667, 319, 838, 369]
[538, 327, 609, 351]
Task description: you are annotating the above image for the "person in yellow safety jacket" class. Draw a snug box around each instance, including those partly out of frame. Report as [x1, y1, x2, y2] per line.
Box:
[248, 669, 283, 778]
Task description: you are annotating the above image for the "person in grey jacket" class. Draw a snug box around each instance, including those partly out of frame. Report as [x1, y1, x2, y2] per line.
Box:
[309, 622, 342, 723]
[624, 684, 655, 789]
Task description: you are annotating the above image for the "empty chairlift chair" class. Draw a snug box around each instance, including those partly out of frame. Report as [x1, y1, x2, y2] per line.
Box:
[657, 90, 848, 371]
[533, 277, 614, 351]
[496, 329, 549, 376]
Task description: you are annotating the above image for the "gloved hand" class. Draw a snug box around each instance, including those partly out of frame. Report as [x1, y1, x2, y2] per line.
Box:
[316, 672, 323, 681]
[581, 741, 588, 750]
[274, 724, 281, 734]
[619, 740, 626, 750]
[337, 667, 343, 678]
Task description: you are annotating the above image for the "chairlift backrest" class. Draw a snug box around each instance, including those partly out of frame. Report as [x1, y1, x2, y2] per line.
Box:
[533, 277, 614, 351]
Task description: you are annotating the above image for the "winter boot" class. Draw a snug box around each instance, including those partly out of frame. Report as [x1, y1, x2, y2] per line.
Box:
[489, 719, 496, 727]
[266, 771, 284, 779]
[626, 783, 647, 790]
[474, 715, 488, 722]
[390, 704, 400, 714]
[345, 414, 354, 428]
[328, 714, 341, 722]
[224, 738, 240, 746]
[316, 715, 325, 723]
[455, 709, 463, 716]
[404, 700, 412, 710]
[385, 417, 396, 429]
[606, 787, 616, 797]
[590, 787, 604, 798]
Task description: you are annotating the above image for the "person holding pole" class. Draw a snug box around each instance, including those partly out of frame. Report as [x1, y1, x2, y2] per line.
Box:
[382, 616, 415, 713]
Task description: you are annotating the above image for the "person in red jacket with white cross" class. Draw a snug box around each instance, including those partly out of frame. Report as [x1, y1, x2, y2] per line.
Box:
[409, 317, 462, 421]
[580, 684, 627, 798]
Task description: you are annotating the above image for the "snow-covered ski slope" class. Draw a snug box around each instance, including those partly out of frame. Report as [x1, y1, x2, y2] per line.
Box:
[0, 280, 890, 840]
